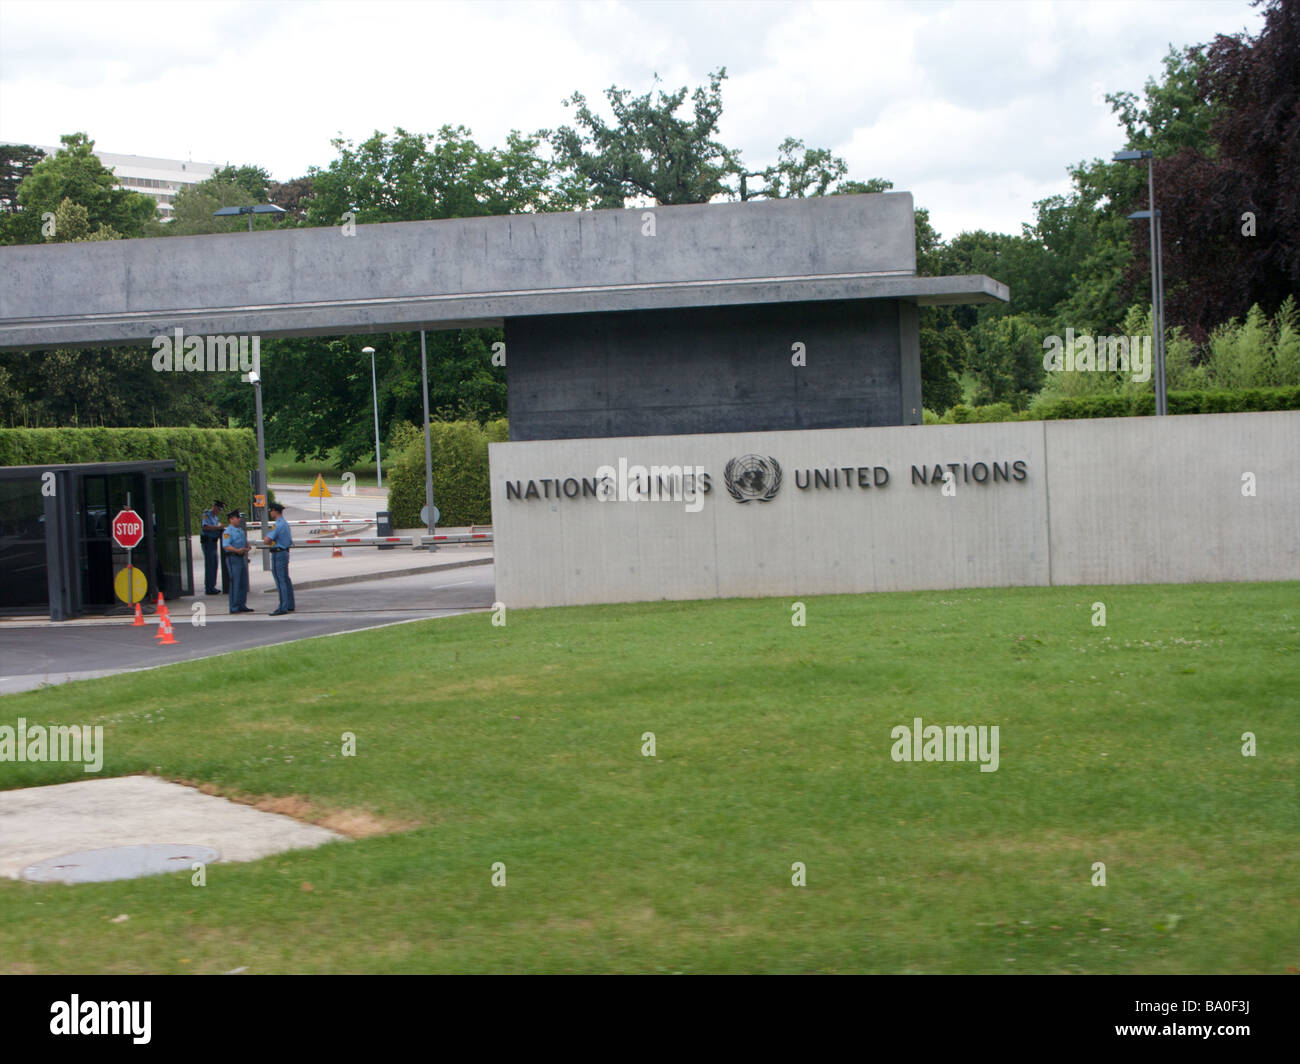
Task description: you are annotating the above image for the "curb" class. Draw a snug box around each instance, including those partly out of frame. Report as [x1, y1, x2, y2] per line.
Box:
[260, 555, 493, 593]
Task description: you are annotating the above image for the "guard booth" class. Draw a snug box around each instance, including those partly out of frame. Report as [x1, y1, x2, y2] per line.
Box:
[0, 460, 192, 620]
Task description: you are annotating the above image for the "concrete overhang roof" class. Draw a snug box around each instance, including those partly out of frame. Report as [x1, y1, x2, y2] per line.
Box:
[0, 271, 1008, 350]
[0, 194, 1007, 350]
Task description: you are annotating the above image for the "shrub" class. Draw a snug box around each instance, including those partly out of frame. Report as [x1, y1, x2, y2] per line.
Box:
[0, 427, 256, 532]
[385, 420, 502, 527]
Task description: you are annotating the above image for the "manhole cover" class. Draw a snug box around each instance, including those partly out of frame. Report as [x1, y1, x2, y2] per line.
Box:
[21, 844, 221, 884]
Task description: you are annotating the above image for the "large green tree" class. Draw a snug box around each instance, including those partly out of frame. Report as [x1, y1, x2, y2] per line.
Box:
[13, 133, 156, 243]
[306, 126, 583, 226]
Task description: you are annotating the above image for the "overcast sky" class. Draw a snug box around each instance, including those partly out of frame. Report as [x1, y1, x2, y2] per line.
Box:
[0, 0, 1263, 240]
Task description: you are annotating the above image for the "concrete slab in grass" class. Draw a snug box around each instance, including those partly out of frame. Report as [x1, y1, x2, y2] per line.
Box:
[0, 775, 346, 882]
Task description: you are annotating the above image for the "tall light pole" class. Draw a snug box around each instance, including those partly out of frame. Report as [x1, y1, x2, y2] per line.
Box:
[247, 369, 271, 571]
[1114, 149, 1167, 415]
[363, 346, 382, 487]
[419, 330, 437, 551]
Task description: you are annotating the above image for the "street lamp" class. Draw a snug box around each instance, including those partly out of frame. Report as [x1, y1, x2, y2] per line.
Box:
[246, 368, 271, 571]
[213, 203, 287, 233]
[418, 330, 437, 551]
[362, 346, 382, 488]
[1113, 149, 1167, 415]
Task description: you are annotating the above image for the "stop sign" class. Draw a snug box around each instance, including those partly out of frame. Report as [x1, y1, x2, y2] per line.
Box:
[112, 508, 145, 549]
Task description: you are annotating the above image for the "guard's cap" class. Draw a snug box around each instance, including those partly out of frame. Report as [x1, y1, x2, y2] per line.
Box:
[227, 510, 243, 520]
[267, 502, 284, 513]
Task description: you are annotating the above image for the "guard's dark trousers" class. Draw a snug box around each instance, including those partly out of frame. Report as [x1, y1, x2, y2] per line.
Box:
[271, 551, 295, 612]
[228, 555, 249, 612]
[202, 536, 220, 593]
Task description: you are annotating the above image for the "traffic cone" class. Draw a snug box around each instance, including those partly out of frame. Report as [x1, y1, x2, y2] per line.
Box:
[156, 619, 177, 646]
[131, 603, 144, 626]
[154, 592, 166, 614]
[332, 541, 343, 559]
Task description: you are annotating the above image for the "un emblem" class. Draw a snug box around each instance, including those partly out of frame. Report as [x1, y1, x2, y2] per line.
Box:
[723, 454, 782, 503]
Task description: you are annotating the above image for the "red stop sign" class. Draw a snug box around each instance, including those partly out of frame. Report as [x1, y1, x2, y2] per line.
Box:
[112, 509, 145, 549]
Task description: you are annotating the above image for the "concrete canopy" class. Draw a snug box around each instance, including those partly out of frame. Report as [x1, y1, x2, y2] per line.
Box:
[0, 192, 1007, 350]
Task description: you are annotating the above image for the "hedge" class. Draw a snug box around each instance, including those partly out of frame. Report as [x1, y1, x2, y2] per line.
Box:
[927, 387, 1300, 424]
[0, 427, 257, 533]
[386, 419, 507, 528]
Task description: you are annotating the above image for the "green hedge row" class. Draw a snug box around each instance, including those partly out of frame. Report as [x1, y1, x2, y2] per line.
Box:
[930, 386, 1300, 424]
[0, 427, 257, 533]
[386, 419, 508, 528]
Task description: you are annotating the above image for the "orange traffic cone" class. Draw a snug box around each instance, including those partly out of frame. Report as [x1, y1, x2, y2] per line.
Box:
[154, 592, 166, 614]
[131, 603, 144, 626]
[332, 541, 343, 559]
[156, 619, 177, 646]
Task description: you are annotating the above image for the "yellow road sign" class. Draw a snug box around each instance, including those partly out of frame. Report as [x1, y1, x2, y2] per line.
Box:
[114, 565, 148, 604]
[254, 493, 266, 508]
[309, 474, 332, 499]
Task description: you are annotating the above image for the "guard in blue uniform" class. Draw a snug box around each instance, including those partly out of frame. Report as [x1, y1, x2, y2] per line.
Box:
[200, 499, 227, 595]
[222, 510, 254, 613]
[265, 502, 295, 616]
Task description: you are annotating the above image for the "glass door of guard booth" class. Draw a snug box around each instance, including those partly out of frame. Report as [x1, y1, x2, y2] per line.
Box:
[145, 472, 192, 601]
[75, 470, 191, 613]
[77, 470, 145, 611]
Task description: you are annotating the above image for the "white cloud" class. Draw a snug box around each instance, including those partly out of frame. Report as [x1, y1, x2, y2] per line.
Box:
[0, 0, 1264, 238]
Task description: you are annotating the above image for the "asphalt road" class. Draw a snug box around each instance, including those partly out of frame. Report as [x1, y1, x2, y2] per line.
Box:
[0, 565, 495, 695]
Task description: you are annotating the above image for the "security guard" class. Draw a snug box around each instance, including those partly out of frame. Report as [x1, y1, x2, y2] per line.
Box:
[222, 510, 254, 613]
[265, 501, 295, 615]
[200, 499, 227, 595]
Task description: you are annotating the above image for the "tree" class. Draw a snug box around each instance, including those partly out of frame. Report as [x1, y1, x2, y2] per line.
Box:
[268, 175, 315, 222]
[223, 330, 507, 469]
[551, 69, 733, 207]
[306, 125, 582, 227]
[166, 176, 263, 235]
[0, 143, 45, 213]
[0, 345, 225, 428]
[1143, 0, 1300, 338]
[211, 164, 272, 201]
[967, 314, 1046, 408]
[1107, 45, 1224, 158]
[48, 197, 122, 242]
[14, 133, 156, 241]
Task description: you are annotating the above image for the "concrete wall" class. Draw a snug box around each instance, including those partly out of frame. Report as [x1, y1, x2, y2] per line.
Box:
[0, 193, 1012, 350]
[506, 299, 921, 441]
[489, 411, 1300, 608]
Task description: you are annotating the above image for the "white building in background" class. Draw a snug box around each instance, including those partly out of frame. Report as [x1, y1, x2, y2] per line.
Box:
[95, 151, 219, 220]
[9, 144, 219, 219]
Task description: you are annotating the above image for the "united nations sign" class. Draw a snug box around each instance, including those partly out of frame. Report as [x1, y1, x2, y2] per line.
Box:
[489, 414, 1300, 608]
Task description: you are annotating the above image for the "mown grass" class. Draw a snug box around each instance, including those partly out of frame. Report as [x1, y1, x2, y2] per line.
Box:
[1, 582, 1296, 973]
[266, 448, 379, 487]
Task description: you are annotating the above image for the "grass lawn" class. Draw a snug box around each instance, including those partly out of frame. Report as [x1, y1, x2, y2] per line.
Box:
[1, 582, 1297, 974]
[266, 448, 379, 487]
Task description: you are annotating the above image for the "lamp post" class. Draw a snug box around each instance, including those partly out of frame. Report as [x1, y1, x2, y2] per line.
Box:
[247, 369, 271, 571]
[363, 346, 382, 488]
[419, 330, 437, 551]
[1113, 149, 1167, 415]
[213, 203, 287, 232]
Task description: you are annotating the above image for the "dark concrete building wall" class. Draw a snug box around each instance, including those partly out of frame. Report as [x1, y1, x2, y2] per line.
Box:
[506, 298, 921, 441]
